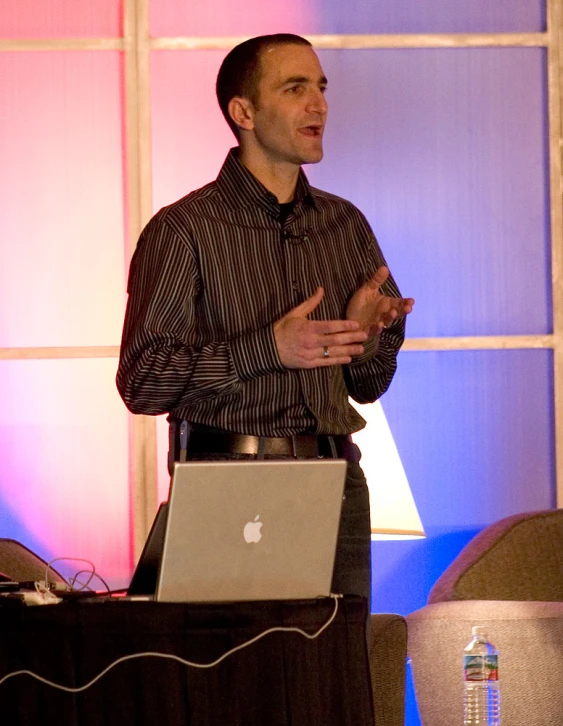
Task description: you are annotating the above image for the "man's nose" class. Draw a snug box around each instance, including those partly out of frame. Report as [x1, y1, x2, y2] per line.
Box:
[307, 89, 328, 115]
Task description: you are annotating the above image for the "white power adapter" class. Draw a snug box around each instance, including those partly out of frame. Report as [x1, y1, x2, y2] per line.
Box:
[21, 589, 62, 606]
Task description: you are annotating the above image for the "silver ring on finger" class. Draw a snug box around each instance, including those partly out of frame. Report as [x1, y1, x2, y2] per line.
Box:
[323, 346, 330, 358]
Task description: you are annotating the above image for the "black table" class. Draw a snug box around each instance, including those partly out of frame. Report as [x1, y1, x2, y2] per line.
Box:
[0, 595, 374, 726]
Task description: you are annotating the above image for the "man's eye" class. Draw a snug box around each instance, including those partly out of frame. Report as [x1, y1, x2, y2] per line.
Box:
[288, 85, 301, 93]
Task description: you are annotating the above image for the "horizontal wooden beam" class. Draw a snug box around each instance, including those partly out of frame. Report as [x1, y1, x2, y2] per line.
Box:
[0, 32, 545, 55]
[0, 38, 126, 52]
[0, 335, 556, 361]
[402, 335, 555, 351]
[0, 346, 120, 360]
[151, 32, 548, 52]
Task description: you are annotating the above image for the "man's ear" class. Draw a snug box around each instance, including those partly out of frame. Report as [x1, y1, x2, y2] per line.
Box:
[228, 97, 255, 133]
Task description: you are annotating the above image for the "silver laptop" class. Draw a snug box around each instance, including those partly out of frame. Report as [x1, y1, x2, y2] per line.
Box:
[155, 459, 347, 603]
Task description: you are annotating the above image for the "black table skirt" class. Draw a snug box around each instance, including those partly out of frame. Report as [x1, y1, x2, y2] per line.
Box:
[0, 595, 374, 726]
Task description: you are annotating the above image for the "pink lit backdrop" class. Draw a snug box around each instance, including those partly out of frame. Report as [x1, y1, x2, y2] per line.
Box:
[0, 52, 126, 349]
[0, 46, 130, 586]
[150, 0, 314, 39]
[0, 0, 121, 38]
[0, 359, 129, 585]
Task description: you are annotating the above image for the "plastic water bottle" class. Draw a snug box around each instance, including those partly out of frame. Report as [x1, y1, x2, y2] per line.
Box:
[463, 626, 500, 725]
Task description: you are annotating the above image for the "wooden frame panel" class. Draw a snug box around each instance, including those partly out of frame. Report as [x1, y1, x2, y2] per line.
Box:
[1, 1, 561, 549]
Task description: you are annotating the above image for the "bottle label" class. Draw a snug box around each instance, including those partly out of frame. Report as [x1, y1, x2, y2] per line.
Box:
[464, 655, 498, 682]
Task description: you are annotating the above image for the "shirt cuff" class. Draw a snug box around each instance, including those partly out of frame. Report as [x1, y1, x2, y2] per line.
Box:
[347, 333, 380, 366]
[230, 324, 286, 382]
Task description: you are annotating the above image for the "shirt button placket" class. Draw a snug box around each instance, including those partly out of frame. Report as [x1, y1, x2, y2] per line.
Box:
[282, 229, 300, 299]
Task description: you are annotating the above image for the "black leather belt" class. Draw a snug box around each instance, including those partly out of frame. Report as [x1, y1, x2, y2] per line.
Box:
[170, 422, 360, 463]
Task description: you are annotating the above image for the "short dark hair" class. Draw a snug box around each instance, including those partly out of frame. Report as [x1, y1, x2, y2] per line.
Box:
[216, 34, 312, 140]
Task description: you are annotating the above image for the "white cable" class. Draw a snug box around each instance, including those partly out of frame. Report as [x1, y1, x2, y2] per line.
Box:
[68, 569, 95, 591]
[44, 557, 111, 595]
[45, 557, 95, 588]
[0, 596, 340, 693]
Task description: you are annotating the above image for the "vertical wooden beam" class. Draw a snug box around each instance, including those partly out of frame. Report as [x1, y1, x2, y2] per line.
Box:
[135, 0, 154, 229]
[547, 0, 563, 506]
[123, 0, 158, 560]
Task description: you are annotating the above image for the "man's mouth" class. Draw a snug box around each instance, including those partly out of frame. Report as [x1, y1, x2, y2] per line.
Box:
[299, 125, 323, 137]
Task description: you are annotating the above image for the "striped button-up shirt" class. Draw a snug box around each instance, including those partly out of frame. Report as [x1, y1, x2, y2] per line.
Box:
[116, 148, 406, 436]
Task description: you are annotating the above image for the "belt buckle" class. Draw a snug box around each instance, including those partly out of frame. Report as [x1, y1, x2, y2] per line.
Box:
[293, 435, 319, 458]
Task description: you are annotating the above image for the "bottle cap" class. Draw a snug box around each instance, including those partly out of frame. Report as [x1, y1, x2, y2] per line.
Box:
[471, 626, 488, 639]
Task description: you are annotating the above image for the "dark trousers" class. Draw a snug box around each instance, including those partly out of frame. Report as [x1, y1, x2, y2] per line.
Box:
[332, 460, 372, 606]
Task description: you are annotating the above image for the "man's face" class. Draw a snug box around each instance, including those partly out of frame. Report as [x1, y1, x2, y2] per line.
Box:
[247, 44, 328, 168]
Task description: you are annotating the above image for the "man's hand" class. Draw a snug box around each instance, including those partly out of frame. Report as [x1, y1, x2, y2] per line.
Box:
[346, 266, 414, 337]
[273, 288, 368, 369]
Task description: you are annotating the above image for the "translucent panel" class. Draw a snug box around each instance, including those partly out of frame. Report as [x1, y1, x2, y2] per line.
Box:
[151, 2, 314, 40]
[370, 348, 553, 616]
[308, 48, 550, 337]
[0, 0, 121, 38]
[150, 0, 544, 37]
[151, 48, 549, 337]
[151, 51, 234, 212]
[0, 359, 131, 589]
[0, 52, 126, 347]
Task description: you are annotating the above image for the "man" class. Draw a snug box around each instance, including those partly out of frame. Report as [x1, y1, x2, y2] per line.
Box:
[116, 34, 414, 606]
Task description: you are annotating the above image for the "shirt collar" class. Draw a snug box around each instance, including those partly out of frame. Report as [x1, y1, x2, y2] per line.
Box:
[216, 147, 316, 216]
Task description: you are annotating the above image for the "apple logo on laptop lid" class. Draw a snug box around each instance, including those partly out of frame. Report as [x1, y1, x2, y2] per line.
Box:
[243, 515, 263, 543]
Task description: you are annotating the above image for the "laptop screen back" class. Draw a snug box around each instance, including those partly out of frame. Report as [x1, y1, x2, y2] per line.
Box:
[155, 459, 346, 603]
[128, 503, 168, 596]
